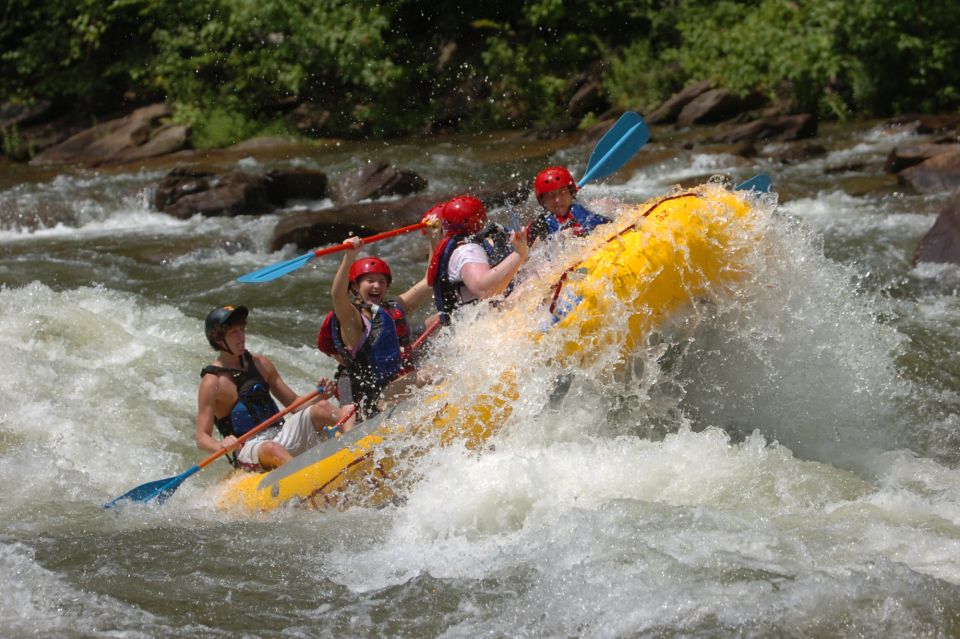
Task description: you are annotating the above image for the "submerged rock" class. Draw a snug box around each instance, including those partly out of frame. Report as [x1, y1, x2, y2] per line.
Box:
[914, 188, 960, 265]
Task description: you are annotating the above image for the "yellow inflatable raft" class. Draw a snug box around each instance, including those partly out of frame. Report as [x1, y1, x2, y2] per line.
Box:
[216, 183, 761, 512]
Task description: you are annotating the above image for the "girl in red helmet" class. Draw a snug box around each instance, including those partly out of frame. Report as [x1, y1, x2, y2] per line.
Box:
[321, 235, 434, 426]
[527, 166, 611, 245]
[426, 195, 529, 325]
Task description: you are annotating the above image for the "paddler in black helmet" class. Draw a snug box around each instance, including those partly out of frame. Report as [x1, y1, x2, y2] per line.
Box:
[196, 305, 338, 472]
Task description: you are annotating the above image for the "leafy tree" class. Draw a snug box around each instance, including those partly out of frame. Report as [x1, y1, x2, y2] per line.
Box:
[835, 0, 960, 115]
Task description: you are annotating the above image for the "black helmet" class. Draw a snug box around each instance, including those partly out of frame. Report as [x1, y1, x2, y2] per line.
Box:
[205, 305, 249, 351]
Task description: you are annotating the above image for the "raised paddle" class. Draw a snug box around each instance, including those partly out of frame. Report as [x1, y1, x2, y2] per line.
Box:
[104, 387, 325, 508]
[237, 222, 428, 284]
[577, 111, 650, 187]
[734, 174, 772, 193]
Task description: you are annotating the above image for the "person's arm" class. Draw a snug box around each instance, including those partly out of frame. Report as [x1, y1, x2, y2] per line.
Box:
[195, 375, 238, 454]
[459, 231, 529, 299]
[395, 276, 433, 314]
[331, 237, 365, 350]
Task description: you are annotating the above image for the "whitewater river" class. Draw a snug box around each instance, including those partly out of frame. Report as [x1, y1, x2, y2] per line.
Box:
[1, 121, 959, 637]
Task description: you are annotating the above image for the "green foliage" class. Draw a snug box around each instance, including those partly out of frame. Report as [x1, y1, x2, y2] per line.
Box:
[604, 40, 684, 114]
[2, 125, 23, 158]
[674, 0, 847, 115]
[835, 1, 960, 115]
[3, 0, 959, 147]
[671, 0, 960, 118]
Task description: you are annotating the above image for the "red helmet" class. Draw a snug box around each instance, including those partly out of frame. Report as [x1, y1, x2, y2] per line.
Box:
[441, 195, 487, 235]
[348, 257, 392, 285]
[534, 166, 578, 202]
[317, 311, 337, 356]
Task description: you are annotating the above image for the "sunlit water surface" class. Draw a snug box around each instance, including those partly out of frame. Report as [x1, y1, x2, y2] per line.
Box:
[2, 122, 959, 637]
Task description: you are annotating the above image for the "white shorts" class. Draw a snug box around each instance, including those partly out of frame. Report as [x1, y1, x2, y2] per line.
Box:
[235, 407, 320, 469]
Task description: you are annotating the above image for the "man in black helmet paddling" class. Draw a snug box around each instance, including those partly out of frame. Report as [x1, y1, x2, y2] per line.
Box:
[196, 305, 339, 472]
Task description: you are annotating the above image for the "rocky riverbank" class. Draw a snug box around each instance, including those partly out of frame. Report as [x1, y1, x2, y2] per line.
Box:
[4, 82, 960, 265]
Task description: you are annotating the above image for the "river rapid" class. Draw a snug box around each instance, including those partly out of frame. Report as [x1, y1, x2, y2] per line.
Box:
[1, 121, 959, 637]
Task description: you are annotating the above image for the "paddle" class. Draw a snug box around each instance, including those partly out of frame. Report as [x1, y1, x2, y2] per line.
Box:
[412, 316, 442, 350]
[734, 173, 772, 193]
[104, 387, 324, 508]
[577, 111, 650, 188]
[237, 222, 427, 284]
[321, 404, 358, 439]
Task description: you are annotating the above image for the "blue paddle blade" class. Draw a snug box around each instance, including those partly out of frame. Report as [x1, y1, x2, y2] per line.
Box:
[103, 465, 200, 508]
[237, 251, 316, 284]
[734, 174, 772, 193]
[578, 112, 650, 187]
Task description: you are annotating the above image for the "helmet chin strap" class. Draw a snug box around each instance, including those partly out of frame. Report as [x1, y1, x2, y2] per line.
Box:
[215, 331, 239, 357]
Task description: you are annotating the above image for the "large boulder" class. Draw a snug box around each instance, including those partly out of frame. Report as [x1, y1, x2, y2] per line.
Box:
[898, 149, 960, 194]
[676, 88, 766, 127]
[153, 167, 329, 219]
[886, 144, 960, 174]
[29, 103, 189, 166]
[706, 114, 817, 144]
[914, 188, 960, 265]
[647, 80, 713, 125]
[265, 168, 329, 203]
[332, 160, 427, 204]
[887, 113, 960, 136]
[154, 170, 272, 219]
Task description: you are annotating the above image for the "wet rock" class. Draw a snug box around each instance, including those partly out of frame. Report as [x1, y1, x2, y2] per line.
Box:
[271, 182, 529, 251]
[154, 167, 329, 218]
[914, 188, 960, 265]
[888, 113, 960, 135]
[29, 103, 189, 167]
[898, 149, 960, 194]
[154, 170, 271, 219]
[271, 194, 443, 251]
[287, 103, 331, 137]
[676, 88, 766, 127]
[706, 114, 817, 144]
[0, 99, 54, 131]
[265, 168, 329, 203]
[332, 160, 427, 205]
[647, 80, 713, 125]
[568, 80, 607, 120]
[762, 140, 828, 164]
[885, 143, 960, 174]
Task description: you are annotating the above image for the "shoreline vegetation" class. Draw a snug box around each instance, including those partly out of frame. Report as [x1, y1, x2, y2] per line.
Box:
[2, 1, 960, 162]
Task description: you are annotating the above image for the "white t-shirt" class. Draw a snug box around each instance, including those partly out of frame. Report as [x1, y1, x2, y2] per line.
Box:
[447, 243, 490, 304]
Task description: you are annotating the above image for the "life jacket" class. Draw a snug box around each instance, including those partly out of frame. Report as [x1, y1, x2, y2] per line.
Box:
[527, 204, 610, 244]
[318, 301, 413, 371]
[200, 351, 281, 466]
[328, 301, 407, 416]
[427, 223, 514, 324]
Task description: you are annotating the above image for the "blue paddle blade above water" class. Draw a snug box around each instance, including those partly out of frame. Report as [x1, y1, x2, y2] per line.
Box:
[103, 465, 199, 508]
[237, 251, 316, 284]
[578, 112, 650, 187]
[734, 174, 772, 193]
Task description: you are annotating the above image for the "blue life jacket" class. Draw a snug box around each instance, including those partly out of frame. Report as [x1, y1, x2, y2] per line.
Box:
[330, 301, 405, 416]
[201, 351, 282, 465]
[529, 204, 611, 243]
[431, 224, 514, 325]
